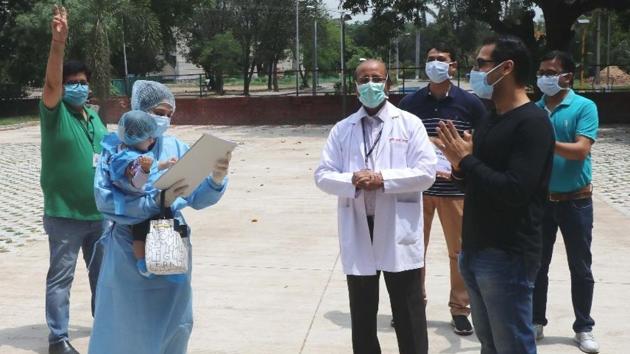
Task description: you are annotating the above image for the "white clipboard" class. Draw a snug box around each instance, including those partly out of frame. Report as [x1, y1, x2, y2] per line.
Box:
[154, 133, 237, 196]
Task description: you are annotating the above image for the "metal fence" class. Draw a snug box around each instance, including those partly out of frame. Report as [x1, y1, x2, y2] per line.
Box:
[2, 62, 630, 100]
[111, 63, 630, 98]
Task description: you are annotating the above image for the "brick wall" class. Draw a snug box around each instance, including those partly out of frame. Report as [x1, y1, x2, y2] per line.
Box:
[3, 92, 629, 125]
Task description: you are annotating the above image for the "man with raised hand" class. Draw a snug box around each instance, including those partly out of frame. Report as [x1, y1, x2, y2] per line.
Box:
[40, 5, 108, 354]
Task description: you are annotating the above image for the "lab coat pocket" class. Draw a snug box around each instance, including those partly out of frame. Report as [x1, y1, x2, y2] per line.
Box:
[395, 201, 421, 245]
[389, 141, 408, 168]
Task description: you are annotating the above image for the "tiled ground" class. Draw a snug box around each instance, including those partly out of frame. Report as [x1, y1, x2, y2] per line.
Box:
[0, 124, 628, 251]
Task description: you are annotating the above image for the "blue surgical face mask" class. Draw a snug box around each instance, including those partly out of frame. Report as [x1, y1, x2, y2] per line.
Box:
[425, 60, 451, 83]
[469, 62, 506, 100]
[63, 84, 89, 107]
[150, 114, 171, 137]
[356, 81, 388, 109]
[537, 74, 569, 97]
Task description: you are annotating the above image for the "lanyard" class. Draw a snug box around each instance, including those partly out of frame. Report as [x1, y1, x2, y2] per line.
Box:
[77, 114, 96, 153]
[361, 118, 383, 168]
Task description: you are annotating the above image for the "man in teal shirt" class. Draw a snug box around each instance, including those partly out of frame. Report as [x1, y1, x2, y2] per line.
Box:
[532, 51, 600, 354]
[40, 6, 108, 354]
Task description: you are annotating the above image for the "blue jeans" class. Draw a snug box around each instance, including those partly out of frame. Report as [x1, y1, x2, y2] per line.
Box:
[533, 198, 595, 332]
[44, 216, 105, 344]
[459, 249, 538, 354]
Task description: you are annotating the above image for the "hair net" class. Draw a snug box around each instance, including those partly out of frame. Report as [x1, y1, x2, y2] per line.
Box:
[117, 110, 158, 146]
[130, 80, 176, 113]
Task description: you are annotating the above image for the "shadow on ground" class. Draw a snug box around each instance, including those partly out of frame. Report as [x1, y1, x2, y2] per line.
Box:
[324, 311, 484, 354]
[0, 324, 90, 354]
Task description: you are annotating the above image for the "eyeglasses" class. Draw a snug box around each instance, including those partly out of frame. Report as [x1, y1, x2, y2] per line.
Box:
[64, 80, 88, 88]
[536, 72, 568, 78]
[357, 76, 387, 84]
[473, 58, 495, 70]
[427, 57, 452, 63]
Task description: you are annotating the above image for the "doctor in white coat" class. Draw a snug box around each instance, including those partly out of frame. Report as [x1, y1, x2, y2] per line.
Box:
[315, 59, 437, 354]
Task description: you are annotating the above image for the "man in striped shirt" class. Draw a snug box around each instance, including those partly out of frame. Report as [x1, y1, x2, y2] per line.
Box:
[398, 44, 487, 335]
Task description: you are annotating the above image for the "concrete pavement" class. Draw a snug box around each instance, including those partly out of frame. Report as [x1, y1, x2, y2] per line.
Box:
[0, 124, 629, 354]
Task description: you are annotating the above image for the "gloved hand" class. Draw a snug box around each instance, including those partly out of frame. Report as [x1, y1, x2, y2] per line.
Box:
[211, 152, 232, 185]
[158, 179, 189, 207]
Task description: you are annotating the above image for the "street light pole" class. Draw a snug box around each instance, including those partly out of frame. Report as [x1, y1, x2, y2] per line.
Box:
[607, 11, 611, 89]
[122, 18, 129, 96]
[295, 0, 300, 96]
[396, 37, 400, 80]
[313, 19, 318, 96]
[415, 29, 421, 80]
[596, 10, 601, 86]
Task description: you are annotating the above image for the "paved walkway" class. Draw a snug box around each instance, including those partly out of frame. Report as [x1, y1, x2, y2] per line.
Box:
[0, 124, 629, 353]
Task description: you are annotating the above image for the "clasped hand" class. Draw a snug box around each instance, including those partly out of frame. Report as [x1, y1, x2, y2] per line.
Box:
[352, 170, 383, 191]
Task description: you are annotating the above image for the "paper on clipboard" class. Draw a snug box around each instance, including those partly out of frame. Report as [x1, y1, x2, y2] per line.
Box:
[154, 133, 237, 196]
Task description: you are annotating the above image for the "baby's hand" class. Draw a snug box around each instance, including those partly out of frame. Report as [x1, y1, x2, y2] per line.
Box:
[158, 157, 178, 171]
[138, 156, 153, 173]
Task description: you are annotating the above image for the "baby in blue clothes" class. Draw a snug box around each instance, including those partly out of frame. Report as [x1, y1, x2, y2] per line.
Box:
[109, 110, 177, 277]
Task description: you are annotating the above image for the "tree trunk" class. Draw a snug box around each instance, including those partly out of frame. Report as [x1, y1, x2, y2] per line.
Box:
[538, 3, 580, 51]
[298, 64, 309, 88]
[273, 58, 279, 92]
[215, 71, 225, 95]
[244, 59, 256, 96]
[90, 16, 111, 100]
[242, 46, 251, 96]
[267, 60, 273, 90]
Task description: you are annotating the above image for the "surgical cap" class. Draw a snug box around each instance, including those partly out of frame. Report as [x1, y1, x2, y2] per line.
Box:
[117, 110, 158, 146]
[130, 80, 176, 113]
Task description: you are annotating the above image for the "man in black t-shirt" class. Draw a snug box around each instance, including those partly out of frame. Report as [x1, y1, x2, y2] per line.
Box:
[434, 36, 555, 354]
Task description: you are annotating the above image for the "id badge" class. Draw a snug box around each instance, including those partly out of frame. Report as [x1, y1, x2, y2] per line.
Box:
[92, 153, 100, 168]
[433, 144, 452, 174]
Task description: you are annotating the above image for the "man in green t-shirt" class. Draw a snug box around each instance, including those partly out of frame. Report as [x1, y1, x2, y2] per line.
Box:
[41, 6, 108, 354]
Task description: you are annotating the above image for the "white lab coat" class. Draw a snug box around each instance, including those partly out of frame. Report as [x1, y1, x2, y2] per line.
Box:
[315, 101, 437, 275]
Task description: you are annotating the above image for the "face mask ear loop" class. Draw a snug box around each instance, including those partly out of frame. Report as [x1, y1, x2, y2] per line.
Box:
[485, 61, 507, 87]
[559, 73, 571, 91]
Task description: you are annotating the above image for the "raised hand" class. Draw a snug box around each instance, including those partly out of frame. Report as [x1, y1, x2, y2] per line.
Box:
[51, 5, 68, 44]
[435, 121, 473, 169]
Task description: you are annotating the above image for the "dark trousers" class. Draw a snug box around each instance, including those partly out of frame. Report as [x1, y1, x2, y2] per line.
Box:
[346, 216, 428, 354]
[533, 198, 595, 333]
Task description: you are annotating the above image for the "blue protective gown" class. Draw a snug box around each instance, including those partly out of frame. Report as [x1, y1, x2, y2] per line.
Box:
[88, 133, 227, 354]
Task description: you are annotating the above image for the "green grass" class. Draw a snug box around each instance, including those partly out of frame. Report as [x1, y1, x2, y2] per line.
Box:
[0, 115, 38, 126]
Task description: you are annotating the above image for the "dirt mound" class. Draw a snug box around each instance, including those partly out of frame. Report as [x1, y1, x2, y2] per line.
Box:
[600, 66, 630, 85]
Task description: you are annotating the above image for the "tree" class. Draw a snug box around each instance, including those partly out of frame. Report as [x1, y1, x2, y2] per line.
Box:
[180, 0, 237, 94]
[255, 0, 293, 91]
[341, 0, 630, 53]
[194, 32, 241, 94]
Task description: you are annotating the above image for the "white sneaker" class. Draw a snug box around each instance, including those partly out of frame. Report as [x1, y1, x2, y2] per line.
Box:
[534, 324, 544, 340]
[574, 332, 600, 353]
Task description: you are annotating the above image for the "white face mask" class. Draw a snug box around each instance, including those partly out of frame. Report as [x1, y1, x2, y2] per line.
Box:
[150, 114, 171, 137]
[469, 61, 507, 100]
[425, 60, 451, 83]
[537, 73, 569, 96]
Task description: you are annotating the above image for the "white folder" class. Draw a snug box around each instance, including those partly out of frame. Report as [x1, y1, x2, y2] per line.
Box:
[154, 133, 237, 196]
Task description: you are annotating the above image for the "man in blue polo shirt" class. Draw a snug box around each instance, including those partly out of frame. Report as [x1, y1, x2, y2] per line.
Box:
[532, 51, 599, 354]
[399, 44, 487, 336]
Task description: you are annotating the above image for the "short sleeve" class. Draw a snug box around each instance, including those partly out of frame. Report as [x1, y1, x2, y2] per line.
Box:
[39, 100, 62, 128]
[576, 100, 599, 142]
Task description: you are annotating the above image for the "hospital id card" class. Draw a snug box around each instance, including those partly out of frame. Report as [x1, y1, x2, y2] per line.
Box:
[93, 153, 100, 168]
[433, 144, 451, 174]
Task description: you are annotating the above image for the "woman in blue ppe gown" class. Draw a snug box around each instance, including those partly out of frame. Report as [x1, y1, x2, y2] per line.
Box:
[89, 80, 229, 354]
